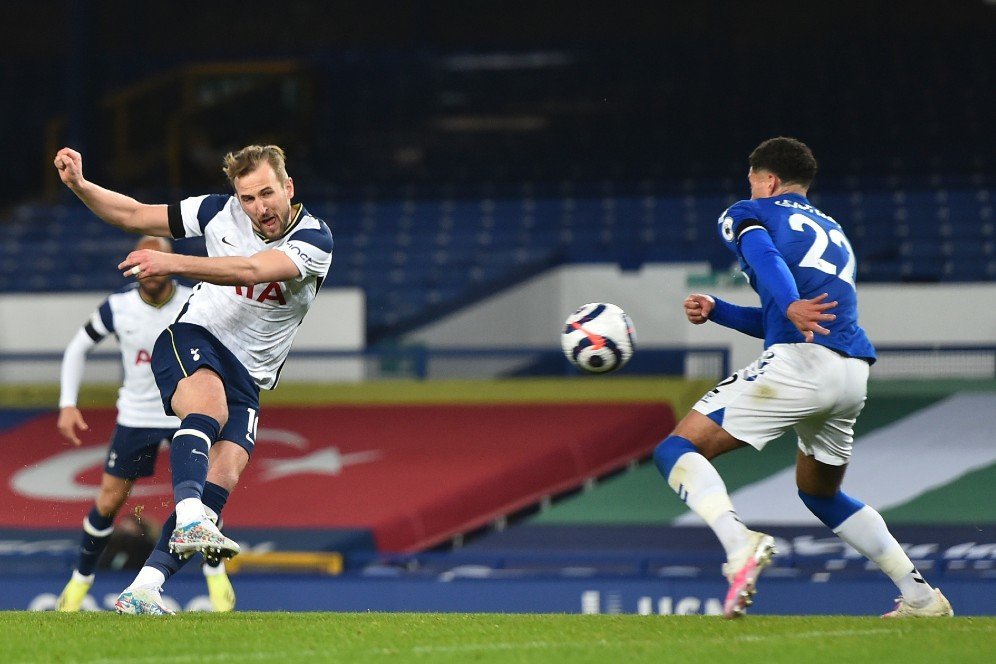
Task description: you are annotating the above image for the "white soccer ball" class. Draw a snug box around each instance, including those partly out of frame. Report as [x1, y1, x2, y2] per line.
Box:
[561, 303, 636, 374]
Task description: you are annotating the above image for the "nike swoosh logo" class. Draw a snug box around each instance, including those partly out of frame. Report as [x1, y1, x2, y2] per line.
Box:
[221, 236, 236, 247]
[191, 449, 209, 459]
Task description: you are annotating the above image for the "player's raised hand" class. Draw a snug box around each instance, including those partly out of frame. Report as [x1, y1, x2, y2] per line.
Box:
[57, 406, 89, 447]
[684, 293, 715, 325]
[118, 249, 174, 280]
[53, 148, 85, 188]
[787, 292, 837, 342]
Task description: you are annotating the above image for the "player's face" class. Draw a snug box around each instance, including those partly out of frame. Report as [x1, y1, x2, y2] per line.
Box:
[234, 163, 296, 240]
[139, 273, 171, 300]
[135, 237, 173, 302]
[748, 168, 777, 200]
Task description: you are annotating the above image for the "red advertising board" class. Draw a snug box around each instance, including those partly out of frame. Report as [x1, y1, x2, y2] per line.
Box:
[1, 403, 674, 551]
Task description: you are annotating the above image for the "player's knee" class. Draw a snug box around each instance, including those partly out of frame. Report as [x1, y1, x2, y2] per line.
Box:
[653, 435, 699, 479]
[197, 406, 228, 429]
[173, 371, 228, 425]
[208, 407, 229, 430]
[173, 399, 228, 430]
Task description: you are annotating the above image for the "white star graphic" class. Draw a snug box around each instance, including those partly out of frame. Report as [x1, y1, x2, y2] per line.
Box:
[259, 447, 382, 481]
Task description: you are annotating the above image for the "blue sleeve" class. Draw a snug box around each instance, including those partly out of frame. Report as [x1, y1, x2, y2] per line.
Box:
[98, 300, 114, 333]
[196, 194, 229, 233]
[718, 200, 763, 252]
[289, 226, 334, 253]
[709, 297, 765, 339]
[739, 228, 800, 314]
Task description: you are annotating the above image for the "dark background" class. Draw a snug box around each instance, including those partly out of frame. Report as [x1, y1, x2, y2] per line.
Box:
[4, 0, 993, 204]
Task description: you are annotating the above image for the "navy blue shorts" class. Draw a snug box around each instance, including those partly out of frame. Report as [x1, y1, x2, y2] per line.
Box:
[151, 322, 261, 456]
[105, 425, 175, 480]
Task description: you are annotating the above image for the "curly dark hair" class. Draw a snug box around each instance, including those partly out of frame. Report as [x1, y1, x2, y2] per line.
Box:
[748, 137, 818, 187]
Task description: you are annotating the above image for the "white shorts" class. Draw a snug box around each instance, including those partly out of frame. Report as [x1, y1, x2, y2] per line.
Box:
[692, 343, 870, 465]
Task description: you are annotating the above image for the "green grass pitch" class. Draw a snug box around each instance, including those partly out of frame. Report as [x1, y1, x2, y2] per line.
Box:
[0, 612, 992, 663]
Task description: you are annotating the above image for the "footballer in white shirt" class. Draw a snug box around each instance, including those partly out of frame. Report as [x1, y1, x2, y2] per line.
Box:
[55, 144, 332, 614]
[54, 237, 235, 613]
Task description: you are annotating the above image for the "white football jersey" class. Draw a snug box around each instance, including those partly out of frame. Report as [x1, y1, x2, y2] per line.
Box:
[89, 283, 192, 428]
[168, 194, 333, 389]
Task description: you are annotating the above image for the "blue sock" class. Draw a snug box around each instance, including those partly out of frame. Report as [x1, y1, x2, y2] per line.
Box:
[201, 481, 230, 522]
[76, 506, 115, 576]
[170, 414, 220, 503]
[652, 435, 699, 480]
[147, 511, 183, 580]
[201, 482, 230, 568]
[798, 489, 865, 529]
[148, 481, 232, 579]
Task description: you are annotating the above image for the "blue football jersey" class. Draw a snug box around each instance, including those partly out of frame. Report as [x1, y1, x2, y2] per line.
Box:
[718, 193, 876, 361]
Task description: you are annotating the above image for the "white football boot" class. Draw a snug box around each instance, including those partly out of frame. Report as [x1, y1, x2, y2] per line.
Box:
[882, 588, 954, 618]
[722, 530, 777, 619]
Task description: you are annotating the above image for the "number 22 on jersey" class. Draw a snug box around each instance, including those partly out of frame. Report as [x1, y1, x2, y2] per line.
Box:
[788, 213, 856, 288]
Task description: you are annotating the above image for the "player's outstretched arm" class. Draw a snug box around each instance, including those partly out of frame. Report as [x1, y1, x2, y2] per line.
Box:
[689, 293, 765, 339]
[53, 148, 171, 237]
[118, 248, 301, 286]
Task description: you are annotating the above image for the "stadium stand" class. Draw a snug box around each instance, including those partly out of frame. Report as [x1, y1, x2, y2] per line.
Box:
[3, 2, 992, 341]
[3, 175, 993, 342]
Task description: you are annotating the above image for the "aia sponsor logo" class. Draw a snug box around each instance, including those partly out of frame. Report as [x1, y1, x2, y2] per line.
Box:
[134, 349, 152, 365]
[235, 282, 287, 305]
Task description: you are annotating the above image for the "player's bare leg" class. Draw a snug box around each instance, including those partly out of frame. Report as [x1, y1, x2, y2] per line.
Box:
[206, 439, 250, 493]
[654, 411, 777, 619]
[58, 474, 132, 611]
[795, 452, 952, 617]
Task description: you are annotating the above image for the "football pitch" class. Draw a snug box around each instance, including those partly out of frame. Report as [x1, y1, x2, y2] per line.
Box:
[0, 613, 992, 663]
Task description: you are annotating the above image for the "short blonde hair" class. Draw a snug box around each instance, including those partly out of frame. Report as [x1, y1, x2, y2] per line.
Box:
[222, 145, 288, 187]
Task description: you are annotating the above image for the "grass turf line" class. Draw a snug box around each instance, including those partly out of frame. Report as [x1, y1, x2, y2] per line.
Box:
[0, 613, 992, 664]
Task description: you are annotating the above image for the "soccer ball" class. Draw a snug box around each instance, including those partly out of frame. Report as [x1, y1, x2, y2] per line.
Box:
[561, 303, 636, 373]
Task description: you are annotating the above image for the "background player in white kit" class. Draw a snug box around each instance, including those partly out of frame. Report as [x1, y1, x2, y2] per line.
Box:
[652, 137, 953, 619]
[54, 144, 333, 614]
[54, 236, 235, 612]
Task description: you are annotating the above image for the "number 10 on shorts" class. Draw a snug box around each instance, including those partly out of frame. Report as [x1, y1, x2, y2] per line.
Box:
[246, 407, 259, 444]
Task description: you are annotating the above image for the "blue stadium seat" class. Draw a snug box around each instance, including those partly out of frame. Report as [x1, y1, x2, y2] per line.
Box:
[4, 180, 992, 338]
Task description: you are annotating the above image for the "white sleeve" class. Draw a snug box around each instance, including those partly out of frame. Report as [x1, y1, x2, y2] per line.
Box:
[58, 327, 100, 409]
[175, 194, 232, 240]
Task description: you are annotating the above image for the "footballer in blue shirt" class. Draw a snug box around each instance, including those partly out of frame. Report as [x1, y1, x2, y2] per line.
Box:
[653, 137, 952, 619]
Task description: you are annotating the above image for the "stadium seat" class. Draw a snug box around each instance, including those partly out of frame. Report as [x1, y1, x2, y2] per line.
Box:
[3, 179, 993, 341]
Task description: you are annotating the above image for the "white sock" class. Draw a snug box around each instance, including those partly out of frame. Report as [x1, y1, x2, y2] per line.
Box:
[202, 561, 227, 577]
[127, 566, 166, 590]
[71, 570, 95, 585]
[834, 505, 934, 606]
[176, 497, 206, 526]
[667, 452, 749, 558]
